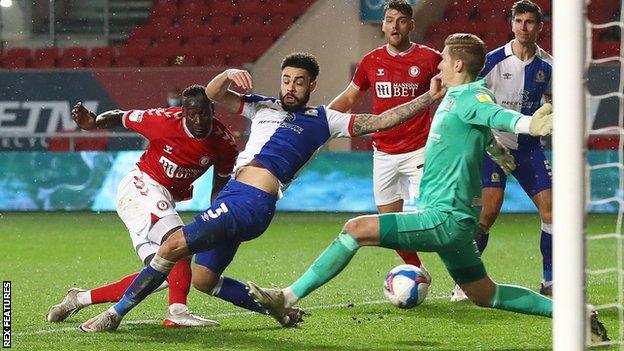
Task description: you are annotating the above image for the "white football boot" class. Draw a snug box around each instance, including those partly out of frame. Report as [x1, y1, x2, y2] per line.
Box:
[247, 281, 305, 328]
[79, 309, 122, 332]
[450, 284, 469, 302]
[162, 304, 219, 327]
[47, 288, 87, 322]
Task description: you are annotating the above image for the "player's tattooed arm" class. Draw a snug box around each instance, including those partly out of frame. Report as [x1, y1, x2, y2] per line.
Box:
[71, 102, 123, 130]
[206, 69, 253, 113]
[350, 92, 435, 136]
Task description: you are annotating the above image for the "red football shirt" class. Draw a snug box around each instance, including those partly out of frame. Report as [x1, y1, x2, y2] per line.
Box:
[352, 43, 441, 154]
[123, 107, 238, 201]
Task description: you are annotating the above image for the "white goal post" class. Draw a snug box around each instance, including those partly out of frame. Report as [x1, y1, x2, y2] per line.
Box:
[552, 0, 586, 350]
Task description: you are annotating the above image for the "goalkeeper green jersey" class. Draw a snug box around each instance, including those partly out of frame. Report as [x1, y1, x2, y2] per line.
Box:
[417, 78, 524, 220]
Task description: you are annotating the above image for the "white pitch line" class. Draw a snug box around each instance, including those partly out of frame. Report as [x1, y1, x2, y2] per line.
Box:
[14, 294, 448, 337]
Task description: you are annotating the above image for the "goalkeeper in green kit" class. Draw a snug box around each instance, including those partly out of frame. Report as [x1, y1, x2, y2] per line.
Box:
[248, 33, 608, 342]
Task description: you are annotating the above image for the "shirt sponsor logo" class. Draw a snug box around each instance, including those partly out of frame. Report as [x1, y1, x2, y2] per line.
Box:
[409, 66, 420, 77]
[536, 70, 546, 83]
[375, 82, 420, 99]
[376, 68, 385, 76]
[476, 93, 493, 103]
[159, 155, 203, 179]
[428, 132, 441, 142]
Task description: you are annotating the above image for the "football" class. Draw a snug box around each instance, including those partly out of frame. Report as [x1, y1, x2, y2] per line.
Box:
[383, 264, 431, 309]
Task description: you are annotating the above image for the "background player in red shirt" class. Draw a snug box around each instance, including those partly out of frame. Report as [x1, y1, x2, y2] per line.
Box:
[328, 0, 441, 269]
[47, 85, 269, 327]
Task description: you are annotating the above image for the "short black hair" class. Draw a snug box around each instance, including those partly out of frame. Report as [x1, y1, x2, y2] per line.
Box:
[182, 84, 213, 109]
[511, 0, 543, 23]
[280, 52, 320, 81]
[384, 0, 413, 19]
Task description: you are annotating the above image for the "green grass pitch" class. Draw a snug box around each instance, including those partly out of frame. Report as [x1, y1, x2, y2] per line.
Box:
[0, 212, 619, 350]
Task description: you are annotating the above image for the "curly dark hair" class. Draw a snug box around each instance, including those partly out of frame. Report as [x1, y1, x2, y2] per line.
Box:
[280, 52, 320, 81]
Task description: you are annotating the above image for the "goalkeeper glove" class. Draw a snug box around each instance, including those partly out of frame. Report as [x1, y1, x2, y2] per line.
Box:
[529, 103, 553, 136]
[486, 138, 516, 175]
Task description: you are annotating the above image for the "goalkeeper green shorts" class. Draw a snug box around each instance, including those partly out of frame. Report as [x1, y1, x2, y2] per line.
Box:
[378, 209, 487, 284]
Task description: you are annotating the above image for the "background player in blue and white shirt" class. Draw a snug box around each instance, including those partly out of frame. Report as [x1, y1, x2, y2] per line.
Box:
[80, 52, 446, 332]
[451, 0, 554, 302]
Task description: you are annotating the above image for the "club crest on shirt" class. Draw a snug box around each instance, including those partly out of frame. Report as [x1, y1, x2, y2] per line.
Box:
[164, 145, 173, 154]
[536, 70, 546, 83]
[304, 108, 318, 117]
[199, 156, 211, 166]
[156, 200, 170, 211]
[409, 66, 420, 77]
[376, 68, 385, 76]
[491, 172, 500, 182]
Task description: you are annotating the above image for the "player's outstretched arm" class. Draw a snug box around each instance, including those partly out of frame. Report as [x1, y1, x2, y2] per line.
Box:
[327, 84, 365, 113]
[350, 74, 445, 136]
[71, 102, 123, 130]
[513, 103, 553, 136]
[206, 69, 253, 114]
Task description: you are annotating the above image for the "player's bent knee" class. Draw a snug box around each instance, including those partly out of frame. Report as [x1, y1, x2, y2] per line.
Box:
[344, 217, 374, 242]
[159, 229, 189, 261]
[191, 266, 219, 293]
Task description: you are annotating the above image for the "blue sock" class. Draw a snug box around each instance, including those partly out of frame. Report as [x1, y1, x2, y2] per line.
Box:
[211, 276, 268, 314]
[113, 257, 173, 316]
[540, 222, 553, 282]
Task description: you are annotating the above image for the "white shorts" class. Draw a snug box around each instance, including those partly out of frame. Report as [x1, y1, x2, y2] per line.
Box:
[373, 148, 425, 206]
[116, 169, 184, 262]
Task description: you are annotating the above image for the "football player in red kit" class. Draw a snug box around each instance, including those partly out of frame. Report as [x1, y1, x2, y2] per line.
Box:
[329, 0, 441, 269]
[47, 85, 270, 327]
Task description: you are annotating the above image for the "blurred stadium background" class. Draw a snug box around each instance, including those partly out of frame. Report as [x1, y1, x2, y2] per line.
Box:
[0, 0, 620, 212]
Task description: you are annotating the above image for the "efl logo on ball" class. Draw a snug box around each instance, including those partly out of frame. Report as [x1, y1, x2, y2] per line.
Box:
[383, 264, 431, 309]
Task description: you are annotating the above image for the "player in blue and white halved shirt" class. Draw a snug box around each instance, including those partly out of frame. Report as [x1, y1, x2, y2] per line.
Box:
[451, 0, 554, 302]
[80, 52, 446, 332]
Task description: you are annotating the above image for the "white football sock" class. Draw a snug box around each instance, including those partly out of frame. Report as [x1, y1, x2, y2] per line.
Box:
[76, 291, 92, 305]
[282, 287, 298, 307]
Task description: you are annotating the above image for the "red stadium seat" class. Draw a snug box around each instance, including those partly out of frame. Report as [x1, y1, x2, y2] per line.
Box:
[34, 47, 60, 61]
[113, 56, 141, 67]
[197, 54, 228, 67]
[6, 47, 31, 58]
[30, 55, 56, 68]
[206, 1, 238, 16]
[206, 15, 235, 35]
[227, 53, 257, 67]
[2, 56, 29, 69]
[57, 56, 85, 68]
[90, 46, 114, 60]
[178, 1, 210, 18]
[86, 55, 112, 68]
[141, 55, 170, 67]
[150, 3, 177, 19]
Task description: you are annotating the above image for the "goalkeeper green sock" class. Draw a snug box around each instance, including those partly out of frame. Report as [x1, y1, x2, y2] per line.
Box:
[289, 231, 360, 300]
[491, 284, 552, 317]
